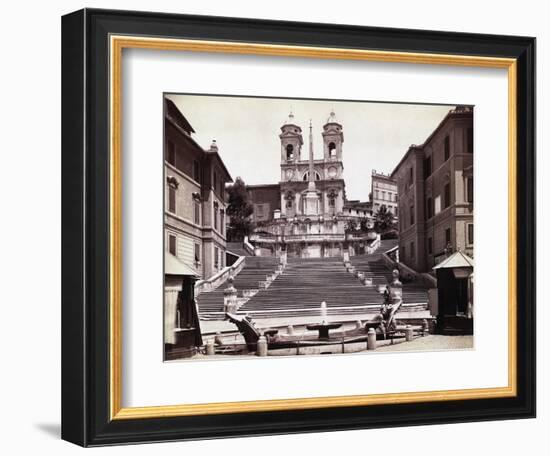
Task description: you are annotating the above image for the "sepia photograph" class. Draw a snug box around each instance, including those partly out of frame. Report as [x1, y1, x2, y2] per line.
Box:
[163, 94, 475, 361]
[56, 5, 536, 448]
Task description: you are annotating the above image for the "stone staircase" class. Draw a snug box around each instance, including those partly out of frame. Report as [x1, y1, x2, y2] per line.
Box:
[350, 253, 428, 303]
[226, 242, 253, 257]
[196, 256, 280, 319]
[197, 240, 429, 322]
[378, 238, 398, 253]
[237, 253, 428, 320]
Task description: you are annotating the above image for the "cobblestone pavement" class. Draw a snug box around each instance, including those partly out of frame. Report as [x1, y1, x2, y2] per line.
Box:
[376, 334, 473, 352]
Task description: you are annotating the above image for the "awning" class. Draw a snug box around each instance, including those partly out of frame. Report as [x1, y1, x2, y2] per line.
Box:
[165, 253, 199, 277]
[433, 250, 474, 270]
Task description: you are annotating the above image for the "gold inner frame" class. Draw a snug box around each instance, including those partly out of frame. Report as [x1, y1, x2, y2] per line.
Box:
[109, 35, 517, 420]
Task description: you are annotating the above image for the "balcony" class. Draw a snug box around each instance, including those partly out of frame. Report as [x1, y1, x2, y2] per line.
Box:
[249, 232, 374, 244]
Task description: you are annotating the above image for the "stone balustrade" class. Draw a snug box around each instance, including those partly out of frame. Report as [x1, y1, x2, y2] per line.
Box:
[195, 256, 245, 295]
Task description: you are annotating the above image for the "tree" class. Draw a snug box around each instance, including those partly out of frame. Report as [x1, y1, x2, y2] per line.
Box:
[344, 219, 358, 233]
[226, 177, 255, 241]
[374, 205, 397, 234]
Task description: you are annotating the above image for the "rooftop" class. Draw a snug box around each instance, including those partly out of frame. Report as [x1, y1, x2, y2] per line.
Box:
[433, 250, 474, 270]
[390, 106, 472, 178]
[164, 98, 195, 135]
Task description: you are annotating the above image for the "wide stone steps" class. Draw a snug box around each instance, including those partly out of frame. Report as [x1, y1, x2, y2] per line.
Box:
[196, 256, 280, 315]
[237, 255, 428, 318]
[226, 242, 254, 257]
[197, 248, 429, 320]
[378, 238, 398, 252]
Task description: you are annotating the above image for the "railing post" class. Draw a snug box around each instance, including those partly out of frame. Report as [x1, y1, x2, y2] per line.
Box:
[367, 328, 377, 350]
[206, 338, 215, 356]
[256, 335, 268, 356]
[422, 319, 429, 336]
[405, 325, 413, 342]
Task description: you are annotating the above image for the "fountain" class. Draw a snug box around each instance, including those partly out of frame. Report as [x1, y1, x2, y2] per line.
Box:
[306, 301, 342, 340]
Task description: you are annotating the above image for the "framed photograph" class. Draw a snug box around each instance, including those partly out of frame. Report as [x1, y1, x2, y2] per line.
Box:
[62, 8, 536, 446]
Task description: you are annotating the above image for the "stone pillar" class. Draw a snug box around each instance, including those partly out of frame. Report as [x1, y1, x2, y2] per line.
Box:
[405, 325, 413, 342]
[256, 335, 268, 356]
[367, 328, 377, 350]
[206, 338, 215, 355]
[223, 276, 238, 315]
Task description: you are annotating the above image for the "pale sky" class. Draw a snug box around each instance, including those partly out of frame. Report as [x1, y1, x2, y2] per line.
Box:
[167, 94, 454, 201]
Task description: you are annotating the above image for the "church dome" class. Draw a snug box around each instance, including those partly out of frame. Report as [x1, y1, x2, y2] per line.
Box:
[325, 110, 339, 125]
[285, 111, 296, 125]
[281, 111, 302, 133]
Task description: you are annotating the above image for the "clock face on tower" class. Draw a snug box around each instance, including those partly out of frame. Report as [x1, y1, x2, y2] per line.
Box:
[328, 166, 338, 178]
[285, 169, 294, 180]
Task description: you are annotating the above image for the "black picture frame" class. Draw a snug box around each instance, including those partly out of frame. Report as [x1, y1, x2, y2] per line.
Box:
[62, 8, 536, 447]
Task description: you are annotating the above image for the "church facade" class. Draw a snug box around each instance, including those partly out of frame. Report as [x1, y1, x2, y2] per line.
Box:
[248, 111, 376, 258]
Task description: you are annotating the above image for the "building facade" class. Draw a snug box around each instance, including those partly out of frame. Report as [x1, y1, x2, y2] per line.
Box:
[248, 111, 375, 258]
[164, 98, 232, 280]
[391, 106, 474, 273]
[247, 184, 281, 224]
[371, 170, 398, 217]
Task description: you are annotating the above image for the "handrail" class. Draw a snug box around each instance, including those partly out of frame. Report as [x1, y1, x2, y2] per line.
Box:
[194, 255, 246, 295]
[380, 251, 437, 288]
[243, 236, 256, 255]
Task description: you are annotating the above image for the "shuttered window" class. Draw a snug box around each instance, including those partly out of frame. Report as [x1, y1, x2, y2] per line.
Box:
[168, 234, 176, 256]
[194, 243, 200, 263]
[194, 200, 200, 224]
[444, 183, 451, 208]
[467, 178, 474, 203]
[168, 186, 176, 213]
[445, 228, 451, 246]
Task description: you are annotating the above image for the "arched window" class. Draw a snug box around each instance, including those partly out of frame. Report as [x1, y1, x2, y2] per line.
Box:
[286, 144, 294, 160]
[302, 171, 321, 181]
[328, 142, 337, 157]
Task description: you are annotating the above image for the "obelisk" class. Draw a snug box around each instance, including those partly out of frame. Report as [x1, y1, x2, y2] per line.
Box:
[304, 120, 320, 216]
